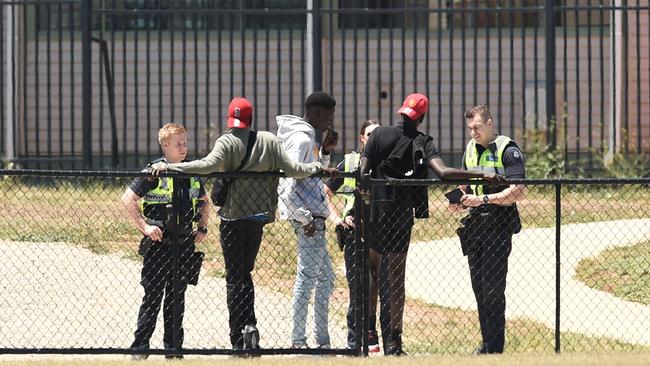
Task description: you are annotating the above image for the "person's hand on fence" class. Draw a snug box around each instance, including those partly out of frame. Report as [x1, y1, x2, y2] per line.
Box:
[148, 161, 168, 175]
[482, 172, 507, 186]
[321, 167, 339, 177]
[142, 224, 163, 242]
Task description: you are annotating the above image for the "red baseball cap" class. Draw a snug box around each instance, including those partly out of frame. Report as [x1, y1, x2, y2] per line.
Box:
[227, 97, 253, 128]
[396, 93, 429, 120]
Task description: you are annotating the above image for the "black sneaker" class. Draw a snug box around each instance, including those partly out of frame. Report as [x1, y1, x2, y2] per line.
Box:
[130, 346, 149, 360]
[385, 331, 408, 356]
[242, 325, 261, 357]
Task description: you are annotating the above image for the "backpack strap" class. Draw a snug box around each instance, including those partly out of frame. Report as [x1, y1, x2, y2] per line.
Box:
[235, 130, 257, 172]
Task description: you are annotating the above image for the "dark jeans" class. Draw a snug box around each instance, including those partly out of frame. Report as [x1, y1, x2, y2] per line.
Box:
[131, 238, 194, 350]
[466, 229, 512, 353]
[341, 229, 390, 349]
[220, 219, 265, 348]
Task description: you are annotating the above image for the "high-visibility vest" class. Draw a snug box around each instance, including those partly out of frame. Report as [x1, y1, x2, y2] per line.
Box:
[464, 135, 512, 196]
[336, 152, 360, 219]
[140, 158, 202, 228]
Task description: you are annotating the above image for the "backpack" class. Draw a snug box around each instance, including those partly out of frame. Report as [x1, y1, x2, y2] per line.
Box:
[374, 130, 430, 219]
[378, 132, 429, 179]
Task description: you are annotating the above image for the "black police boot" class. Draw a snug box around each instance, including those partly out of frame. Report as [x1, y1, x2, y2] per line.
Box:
[385, 330, 408, 356]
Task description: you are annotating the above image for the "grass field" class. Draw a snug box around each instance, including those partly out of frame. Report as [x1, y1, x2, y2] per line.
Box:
[0, 178, 648, 354]
[0, 353, 649, 366]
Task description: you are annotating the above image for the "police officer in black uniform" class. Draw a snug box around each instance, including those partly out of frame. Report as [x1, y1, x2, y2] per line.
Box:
[452, 105, 526, 354]
[122, 123, 209, 359]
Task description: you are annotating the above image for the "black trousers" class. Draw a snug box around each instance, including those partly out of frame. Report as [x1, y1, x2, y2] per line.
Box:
[220, 219, 265, 348]
[131, 238, 194, 350]
[341, 229, 390, 349]
[466, 229, 512, 353]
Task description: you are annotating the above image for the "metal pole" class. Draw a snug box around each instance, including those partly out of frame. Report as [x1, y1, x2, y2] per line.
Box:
[81, 0, 92, 169]
[555, 183, 561, 353]
[607, 0, 623, 163]
[544, 0, 557, 148]
[359, 173, 371, 357]
[4, 4, 15, 164]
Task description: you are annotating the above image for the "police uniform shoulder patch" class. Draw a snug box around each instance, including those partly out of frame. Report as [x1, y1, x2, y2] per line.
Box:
[512, 149, 522, 160]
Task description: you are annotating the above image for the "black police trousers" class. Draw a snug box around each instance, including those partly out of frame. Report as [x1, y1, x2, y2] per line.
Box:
[466, 228, 512, 354]
[340, 228, 391, 350]
[131, 237, 194, 350]
[220, 219, 265, 348]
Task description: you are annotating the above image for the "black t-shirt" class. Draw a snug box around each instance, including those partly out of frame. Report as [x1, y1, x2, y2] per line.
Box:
[362, 123, 440, 177]
[130, 170, 205, 233]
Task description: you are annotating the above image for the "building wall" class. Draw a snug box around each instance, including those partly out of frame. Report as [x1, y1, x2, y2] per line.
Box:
[626, 7, 650, 153]
[17, 29, 646, 167]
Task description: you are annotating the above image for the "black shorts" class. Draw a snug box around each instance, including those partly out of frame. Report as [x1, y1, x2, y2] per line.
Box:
[368, 211, 413, 254]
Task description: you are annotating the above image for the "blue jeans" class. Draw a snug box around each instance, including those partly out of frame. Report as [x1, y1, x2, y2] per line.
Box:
[291, 219, 335, 347]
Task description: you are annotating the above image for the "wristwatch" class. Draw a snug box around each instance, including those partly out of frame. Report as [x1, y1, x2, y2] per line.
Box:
[482, 195, 490, 205]
[197, 226, 208, 234]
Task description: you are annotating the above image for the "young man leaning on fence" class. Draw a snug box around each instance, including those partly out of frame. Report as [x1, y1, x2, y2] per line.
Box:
[359, 93, 504, 356]
[121, 122, 210, 359]
[149, 97, 336, 353]
[449, 105, 526, 355]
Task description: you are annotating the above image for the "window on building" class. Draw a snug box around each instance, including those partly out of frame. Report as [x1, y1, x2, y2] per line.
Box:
[445, 0, 609, 29]
[36, 0, 306, 32]
[338, 0, 430, 29]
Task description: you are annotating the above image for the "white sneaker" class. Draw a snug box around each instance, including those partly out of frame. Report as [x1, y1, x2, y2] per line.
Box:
[368, 344, 381, 355]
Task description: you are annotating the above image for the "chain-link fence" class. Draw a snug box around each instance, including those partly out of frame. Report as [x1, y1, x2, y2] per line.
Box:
[0, 170, 649, 356]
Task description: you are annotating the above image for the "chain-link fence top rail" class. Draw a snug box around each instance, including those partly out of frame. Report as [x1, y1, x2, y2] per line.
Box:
[0, 170, 649, 355]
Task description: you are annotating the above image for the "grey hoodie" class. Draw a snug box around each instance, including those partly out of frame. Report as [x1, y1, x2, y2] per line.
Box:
[276, 115, 330, 224]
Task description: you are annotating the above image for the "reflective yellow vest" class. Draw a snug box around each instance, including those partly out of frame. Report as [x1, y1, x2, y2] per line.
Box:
[464, 135, 512, 196]
[140, 160, 202, 227]
[336, 152, 360, 219]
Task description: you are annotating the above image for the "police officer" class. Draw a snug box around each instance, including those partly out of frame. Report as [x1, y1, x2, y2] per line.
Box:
[122, 123, 210, 359]
[452, 105, 526, 354]
[324, 120, 390, 353]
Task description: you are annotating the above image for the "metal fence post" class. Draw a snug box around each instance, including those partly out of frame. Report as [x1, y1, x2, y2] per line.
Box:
[555, 183, 561, 353]
[167, 198, 182, 354]
[356, 173, 372, 357]
[81, 0, 92, 169]
[545, 0, 557, 149]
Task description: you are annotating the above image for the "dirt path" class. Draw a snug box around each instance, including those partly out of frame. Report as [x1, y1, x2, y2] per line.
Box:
[406, 219, 650, 345]
[0, 241, 347, 349]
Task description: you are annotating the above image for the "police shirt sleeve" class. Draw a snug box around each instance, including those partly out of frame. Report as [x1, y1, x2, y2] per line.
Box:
[129, 177, 158, 198]
[502, 146, 525, 179]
